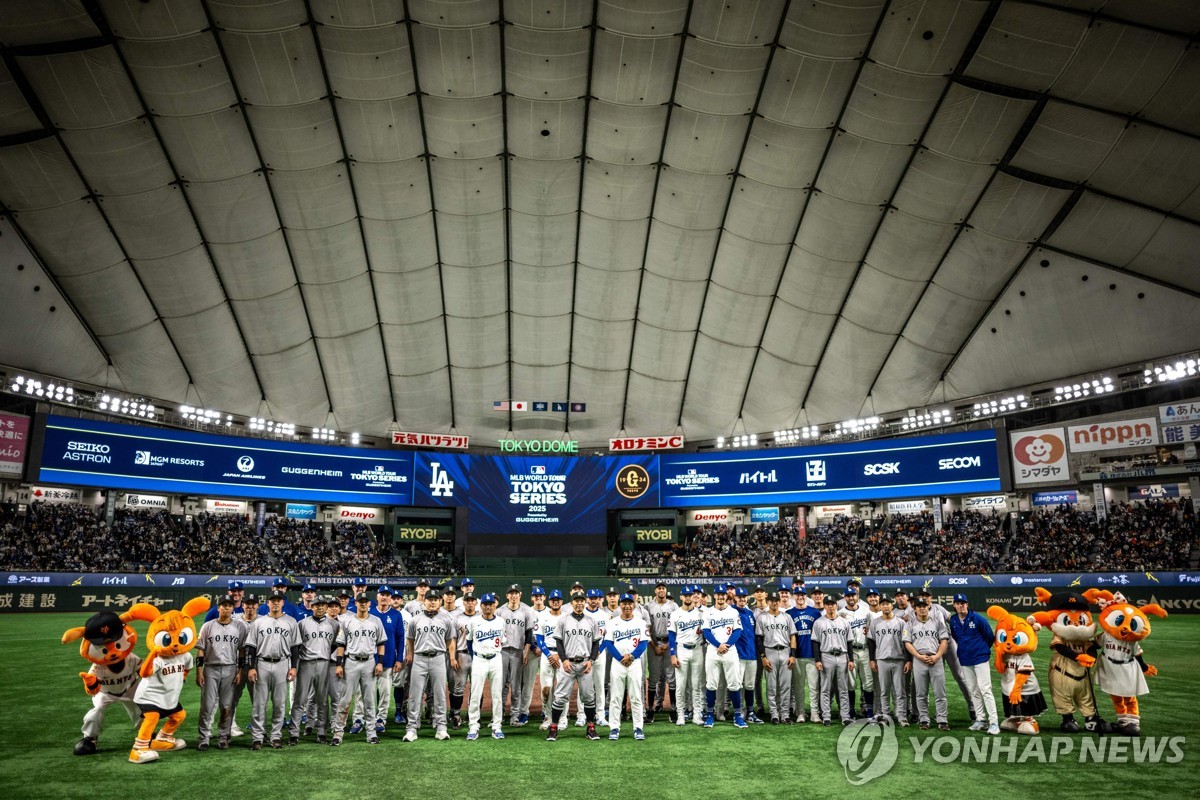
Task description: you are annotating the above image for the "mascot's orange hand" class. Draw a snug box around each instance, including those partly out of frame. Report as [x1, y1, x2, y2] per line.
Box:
[1009, 689, 1022, 705]
[1145, 664, 1158, 677]
[139, 652, 158, 679]
[1075, 654, 1096, 668]
[79, 672, 100, 695]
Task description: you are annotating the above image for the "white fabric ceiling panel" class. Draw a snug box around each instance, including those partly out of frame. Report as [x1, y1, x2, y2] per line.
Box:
[695, 282, 775, 347]
[1052, 21, 1183, 115]
[506, 98, 585, 159]
[758, 49, 859, 128]
[283, 220, 367, 283]
[965, 3, 1087, 92]
[1140, 46, 1200, 136]
[153, 109, 260, 182]
[61, 121, 173, 197]
[0, 60, 39, 136]
[208, 232, 296, 299]
[580, 161, 656, 219]
[133, 247, 225, 319]
[690, 0, 785, 45]
[1175, 183, 1200, 223]
[510, 262, 574, 316]
[896, 282, 990, 355]
[511, 386, 570, 434]
[793, 193, 886, 261]
[503, 26, 590, 101]
[780, 0, 886, 60]
[667, 108, 748, 173]
[309, 0, 406, 28]
[573, 263, 641, 321]
[301, 272, 379, 338]
[436, 210, 506, 266]
[509, 157, 579, 215]
[409, 23, 501, 99]
[723, 178, 806, 243]
[451, 363, 511, 437]
[99, 0, 208, 39]
[408, 0, 496, 27]
[636, 272, 706, 332]
[15, 201, 123, 275]
[247, 102, 342, 170]
[0, 3, 94, 46]
[623, 371, 685, 435]
[759, 300, 835, 365]
[576, 215, 650, 271]
[336, 97, 425, 162]
[597, 1, 688, 36]
[841, 264, 928, 335]
[1010, 102, 1126, 182]
[681, 335, 756, 429]
[842, 65, 945, 145]
[316, 330, 393, 430]
[590, 30, 681, 105]
[361, 214, 440, 272]
[675, 39, 771, 116]
[162, 305, 260, 410]
[55, 261, 158, 337]
[775, 248, 858, 313]
[231, 286, 312, 353]
[1129, 217, 1200, 293]
[391, 370, 452, 430]
[642, 221, 720, 280]
[382, 317, 447, 377]
[968, 173, 1071, 241]
[868, 336, 950, 412]
[740, 352, 815, 429]
[946, 250, 1200, 397]
[102, 325, 191, 402]
[0, 138, 86, 210]
[1100, 0, 1200, 34]
[1047, 193, 1164, 267]
[374, 265, 444, 325]
[351, 158, 431, 219]
[186, 174, 278, 244]
[804, 319, 893, 421]
[741, 119, 827, 188]
[18, 49, 140, 130]
[560, 371, 623, 441]
[586, 101, 669, 166]
[629, 325, 694, 381]
[270, 164, 357, 229]
[418, 95, 505, 158]
[440, 262, 507, 317]
[1090, 124, 1200, 214]
[120, 35, 234, 117]
[317, 24, 414, 101]
[209, 0, 307, 31]
[653, 170, 732, 229]
[507, 0, 591, 30]
[445, 313, 508, 368]
[102, 186, 201, 259]
[934, 228, 1031, 301]
[892, 151, 993, 223]
[924, 84, 1035, 164]
[570, 316, 635, 370]
[871, 0, 988, 75]
[818, 134, 913, 206]
[865, 209, 957, 279]
[510, 314, 570, 366]
[219, 28, 326, 106]
[709, 235, 790, 296]
[252, 341, 330, 422]
[429, 155, 504, 214]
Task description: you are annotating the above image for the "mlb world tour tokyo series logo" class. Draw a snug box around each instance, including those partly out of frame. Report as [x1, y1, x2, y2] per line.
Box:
[836, 720, 1186, 785]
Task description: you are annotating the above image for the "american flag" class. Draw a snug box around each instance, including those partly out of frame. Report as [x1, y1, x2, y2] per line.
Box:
[493, 400, 510, 411]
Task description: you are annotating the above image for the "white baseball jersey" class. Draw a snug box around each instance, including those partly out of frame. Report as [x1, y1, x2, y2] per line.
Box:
[585, 606, 611, 640]
[89, 653, 142, 698]
[462, 615, 507, 658]
[535, 609, 562, 651]
[669, 607, 703, 649]
[839, 603, 872, 647]
[701, 605, 742, 646]
[606, 615, 650, 658]
[134, 651, 193, 708]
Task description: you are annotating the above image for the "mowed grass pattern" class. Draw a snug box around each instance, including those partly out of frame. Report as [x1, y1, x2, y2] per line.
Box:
[1, 612, 1197, 799]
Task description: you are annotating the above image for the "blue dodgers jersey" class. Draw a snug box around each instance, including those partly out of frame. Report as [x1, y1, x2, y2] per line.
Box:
[371, 607, 404, 666]
[788, 606, 822, 659]
[734, 606, 757, 660]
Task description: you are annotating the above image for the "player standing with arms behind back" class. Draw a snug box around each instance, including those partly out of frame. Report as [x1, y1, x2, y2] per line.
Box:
[605, 593, 650, 740]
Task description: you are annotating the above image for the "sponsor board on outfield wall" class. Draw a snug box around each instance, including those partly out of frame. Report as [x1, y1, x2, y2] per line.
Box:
[0, 412, 29, 476]
[749, 507, 779, 523]
[1160, 402, 1200, 424]
[619, 525, 678, 544]
[962, 495, 1007, 511]
[887, 500, 928, 514]
[1010, 427, 1070, 485]
[1067, 417, 1158, 452]
[1032, 490, 1078, 506]
[1129, 484, 1181, 500]
[814, 504, 855, 517]
[205, 498, 248, 515]
[391, 430, 469, 450]
[393, 524, 452, 542]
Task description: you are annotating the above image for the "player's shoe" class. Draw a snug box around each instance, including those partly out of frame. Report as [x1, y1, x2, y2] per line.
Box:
[545, 725, 558, 741]
[230, 723, 245, 738]
[609, 728, 619, 740]
[402, 730, 418, 742]
[367, 736, 379, 744]
[197, 742, 209, 752]
[645, 710, 655, 725]
[491, 729, 505, 740]
[692, 714, 704, 726]
[822, 720, 831, 727]
[349, 721, 365, 735]
[733, 714, 748, 729]
[288, 736, 298, 746]
[585, 723, 599, 741]
[703, 713, 714, 729]
[919, 720, 931, 730]
[810, 711, 821, 724]
[937, 723, 950, 732]
[986, 723, 1000, 736]
[330, 736, 341, 747]
[394, 711, 405, 725]
[576, 714, 587, 728]
[968, 720, 987, 732]
[516, 713, 530, 726]
[466, 730, 479, 741]
[842, 719, 853, 727]
[435, 729, 451, 741]
[633, 728, 645, 740]
[540, 717, 552, 731]
[676, 717, 686, 727]
[74, 737, 98, 756]
[250, 741, 263, 751]
[304, 726, 313, 736]
[750, 712, 765, 725]
[375, 724, 386, 736]
[595, 715, 607, 727]
[271, 739, 283, 749]
[450, 713, 463, 730]
[315, 736, 327, 745]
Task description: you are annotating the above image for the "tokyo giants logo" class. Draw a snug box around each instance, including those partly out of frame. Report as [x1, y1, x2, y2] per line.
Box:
[236, 455, 255, 473]
[1013, 434, 1065, 466]
[615, 464, 650, 500]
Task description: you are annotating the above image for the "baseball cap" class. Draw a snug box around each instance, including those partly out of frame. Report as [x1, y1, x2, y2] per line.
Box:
[460, 577, 475, 587]
[793, 586, 807, 594]
[302, 583, 316, 592]
[244, 593, 259, 604]
[352, 577, 367, 587]
[507, 583, 521, 593]
[619, 593, 635, 603]
[218, 594, 236, 606]
[417, 578, 431, 588]
[734, 586, 748, 597]
[442, 585, 457, 596]
[810, 586, 825, 594]
[587, 588, 603, 599]
[531, 586, 546, 596]
[355, 592, 370, 604]
[548, 589, 563, 600]
[913, 598, 930, 608]
[714, 583, 728, 593]
[894, 588, 909, 596]
[268, 590, 286, 601]
[767, 592, 780, 602]
[82, 611, 125, 644]
[377, 585, 394, 596]
[272, 578, 288, 588]
[571, 590, 586, 601]
[880, 594, 893, 604]
[313, 595, 330, 605]
[844, 587, 858, 595]
[822, 596, 837, 605]
[606, 586, 621, 595]
[628, 585, 640, 593]
[753, 585, 766, 593]
[866, 587, 880, 596]
[463, 593, 476, 602]
[480, 593, 497, 604]
[227, 580, 244, 590]
[571, 581, 585, 589]
[953, 593, 969, 603]
[337, 590, 352, 599]
[656, 581, 667, 588]
[917, 588, 933, 597]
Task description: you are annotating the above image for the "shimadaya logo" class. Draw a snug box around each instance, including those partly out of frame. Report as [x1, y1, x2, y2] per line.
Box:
[1013, 434, 1065, 466]
[837, 718, 898, 785]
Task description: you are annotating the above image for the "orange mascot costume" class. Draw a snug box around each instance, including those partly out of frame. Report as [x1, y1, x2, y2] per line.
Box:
[988, 605, 1046, 735]
[62, 609, 144, 755]
[1026, 588, 1108, 734]
[125, 597, 211, 763]
[1083, 589, 1166, 736]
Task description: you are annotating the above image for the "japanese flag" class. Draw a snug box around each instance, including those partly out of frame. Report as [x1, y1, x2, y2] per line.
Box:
[512, 401, 528, 412]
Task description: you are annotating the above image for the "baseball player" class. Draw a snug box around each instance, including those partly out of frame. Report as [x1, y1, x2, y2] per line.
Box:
[917, 587, 975, 721]
[195, 594, 248, 751]
[202, 584, 249, 737]
[645, 582, 678, 724]
[867, 594, 909, 726]
[346, 577, 369, 610]
[497, 584, 534, 726]
[204, 580, 247, 622]
[788, 586, 822, 723]
[812, 595, 854, 726]
[669, 585, 704, 726]
[70, 611, 143, 756]
[948, 593, 999, 734]
[755, 592, 797, 724]
[732, 588, 762, 724]
[324, 593, 351, 728]
[257, 578, 303, 620]
[295, 583, 317, 621]
[331, 593, 387, 745]
[463, 593, 507, 740]
[403, 590, 457, 741]
[837, 580, 863, 610]
[403, 578, 432, 616]
[392, 593, 414, 726]
[903, 597, 950, 730]
[448, 591, 477, 729]
[583, 589, 611, 727]
[701, 587, 747, 728]
[535, 589, 564, 730]
[289, 595, 337, 743]
[370, 587, 405, 735]
[545, 591, 601, 741]
[245, 591, 299, 749]
[227, 594, 259, 737]
[839, 587, 874, 718]
[604, 593, 650, 740]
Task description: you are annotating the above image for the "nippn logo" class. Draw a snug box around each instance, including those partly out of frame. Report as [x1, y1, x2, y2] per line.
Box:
[1014, 434, 1065, 466]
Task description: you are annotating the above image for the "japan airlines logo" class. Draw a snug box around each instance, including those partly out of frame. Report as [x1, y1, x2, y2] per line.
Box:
[429, 463, 455, 498]
[1013, 434, 1065, 466]
[236, 455, 255, 473]
[135, 451, 151, 465]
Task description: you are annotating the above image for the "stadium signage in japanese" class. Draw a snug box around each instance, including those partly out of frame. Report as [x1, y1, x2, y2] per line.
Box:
[887, 500, 928, 514]
[1067, 417, 1158, 452]
[749, 507, 779, 523]
[1010, 427, 1070, 485]
[609, 435, 684, 451]
[1032, 490, 1078, 506]
[0, 412, 29, 476]
[205, 498, 248, 514]
[962, 495, 1006, 511]
[814, 504, 855, 517]
[497, 439, 579, 453]
[1161, 423, 1200, 443]
[391, 430, 469, 450]
[1160, 402, 1200, 424]
[285, 503, 316, 519]
[30, 485, 81, 503]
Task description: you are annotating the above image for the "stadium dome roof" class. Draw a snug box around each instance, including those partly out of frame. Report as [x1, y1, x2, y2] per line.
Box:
[0, 0, 1198, 447]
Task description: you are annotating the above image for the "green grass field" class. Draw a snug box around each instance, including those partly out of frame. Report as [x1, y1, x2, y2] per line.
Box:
[2, 613, 1197, 799]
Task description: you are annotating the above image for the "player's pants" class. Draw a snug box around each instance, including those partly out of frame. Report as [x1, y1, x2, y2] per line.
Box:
[450, 652, 470, 716]
[609, 656, 645, 731]
[551, 659, 596, 716]
[851, 645, 874, 692]
[792, 657, 819, 719]
[875, 658, 908, 722]
[960, 660, 999, 725]
[334, 657, 376, 736]
[198, 664, 238, 745]
[762, 649, 792, 721]
[913, 658, 948, 724]
[326, 661, 343, 723]
[374, 669, 396, 727]
[468, 653, 504, 732]
[739, 657, 758, 711]
[519, 651, 539, 717]
[500, 649, 524, 717]
[82, 688, 140, 741]
[291, 660, 329, 736]
[647, 642, 674, 709]
[675, 645, 704, 722]
[591, 650, 608, 724]
[407, 652, 448, 734]
[705, 646, 742, 692]
[819, 653, 850, 722]
[538, 653, 558, 710]
[945, 638, 974, 715]
[250, 659, 290, 743]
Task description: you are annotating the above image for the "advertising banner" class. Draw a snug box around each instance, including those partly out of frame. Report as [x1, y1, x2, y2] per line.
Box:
[120, 493, 169, 510]
[1160, 402, 1200, 424]
[621, 525, 677, 544]
[29, 485, 82, 504]
[1129, 484, 1180, 501]
[393, 524, 452, 542]
[608, 435, 684, 451]
[285, 503, 317, 520]
[686, 509, 729, 526]
[1032, 490, 1078, 506]
[749, 507, 779, 523]
[1067, 418, 1158, 452]
[204, 498, 248, 515]
[1010, 427, 1071, 485]
[887, 500, 928, 514]
[962, 495, 1006, 511]
[391, 431, 469, 450]
[0, 412, 29, 476]
[1094, 482, 1107, 522]
[814, 504, 855, 517]
[334, 505, 385, 525]
[1162, 424, 1200, 444]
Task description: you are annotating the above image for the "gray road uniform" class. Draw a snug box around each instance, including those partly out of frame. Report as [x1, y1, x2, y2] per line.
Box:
[929, 601, 974, 715]
[293, 614, 338, 737]
[867, 614, 908, 723]
[334, 613, 387, 738]
[550, 611, 601, 721]
[327, 610, 352, 720]
[406, 610, 457, 736]
[755, 611, 797, 721]
[497, 603, 535, 722]
[645, 599, 678, 712]
[904, 615, 950, 725]
[196, 617, 247, 746]
[812, 614, 853, 723]
[246, 614, 300, 745]
[450, 609, 474, 713]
